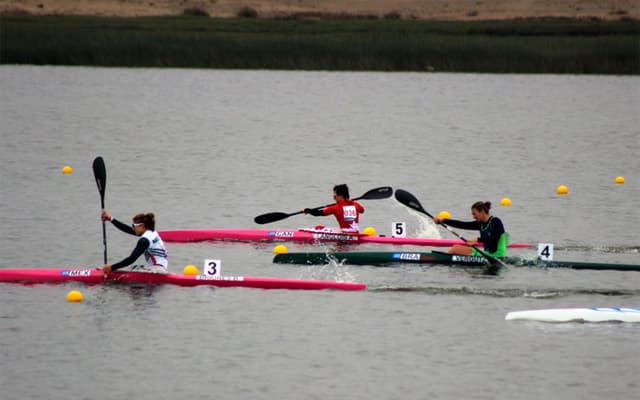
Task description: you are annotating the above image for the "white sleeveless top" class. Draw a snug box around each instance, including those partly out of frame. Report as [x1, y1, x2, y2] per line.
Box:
[141, 230, 168, 268]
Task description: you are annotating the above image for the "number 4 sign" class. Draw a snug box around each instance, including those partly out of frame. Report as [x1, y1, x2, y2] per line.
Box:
[537, 244, 554, 261]
[203, 259, 222, 277]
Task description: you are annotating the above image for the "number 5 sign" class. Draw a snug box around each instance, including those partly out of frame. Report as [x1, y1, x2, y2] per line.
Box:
[392, 222, 406, 238]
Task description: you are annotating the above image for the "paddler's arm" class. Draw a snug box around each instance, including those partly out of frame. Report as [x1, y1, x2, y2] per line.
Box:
[436, 218, 480, 231]
[433, 218, 481, 244]
[303, 208, 325, 217]
[102, 210, 135, 235]
[111, 218, 137, 235]
[104, 237, 150, 272]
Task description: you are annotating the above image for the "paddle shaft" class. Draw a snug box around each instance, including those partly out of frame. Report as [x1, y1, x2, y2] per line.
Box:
[418, 209, 472, 244]
[100, 206, 107, 264]
[296, 192, 371, 217]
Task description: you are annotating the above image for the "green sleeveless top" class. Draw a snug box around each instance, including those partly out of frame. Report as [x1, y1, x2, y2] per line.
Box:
[471, 232, 508, 258]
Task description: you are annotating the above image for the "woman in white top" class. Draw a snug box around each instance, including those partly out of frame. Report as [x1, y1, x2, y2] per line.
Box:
[98, 210, 168, 274]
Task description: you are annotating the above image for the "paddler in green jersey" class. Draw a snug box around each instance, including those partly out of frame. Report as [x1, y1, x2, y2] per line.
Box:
[433, 201, 508, 257]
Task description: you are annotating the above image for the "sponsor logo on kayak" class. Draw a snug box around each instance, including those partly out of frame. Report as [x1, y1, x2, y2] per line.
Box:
[60, 270, 92, 277]
[591, 307, 640, 313]
[312, 233, 359, 241]
[196, 275, 244, 281]
[451, 255, 486, 264]
[392, 253, 421, 261]
[268, 231, 295, 238]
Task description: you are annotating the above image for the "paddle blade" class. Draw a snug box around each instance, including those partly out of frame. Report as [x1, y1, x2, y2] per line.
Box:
[358, 186, 393, 200]
[254, 212, 291, 224]
[92, 156, 106, 207]
[394, 189, 433, 218]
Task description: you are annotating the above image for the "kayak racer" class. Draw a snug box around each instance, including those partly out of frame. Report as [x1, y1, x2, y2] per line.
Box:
[98, 210, 168, 274]
[433, 201, 508, 257]
[302, 184, 365, 233]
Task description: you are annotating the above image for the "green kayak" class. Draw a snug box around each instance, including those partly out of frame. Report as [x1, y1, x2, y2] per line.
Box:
[273, 251, 640, 271]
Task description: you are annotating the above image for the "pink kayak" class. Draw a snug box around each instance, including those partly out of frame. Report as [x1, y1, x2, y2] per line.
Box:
[0, 269, 366, 291]
[158, 228, 532, 248]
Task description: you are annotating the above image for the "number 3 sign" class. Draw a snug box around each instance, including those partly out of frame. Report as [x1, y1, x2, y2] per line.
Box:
[203, 259, 222, 277]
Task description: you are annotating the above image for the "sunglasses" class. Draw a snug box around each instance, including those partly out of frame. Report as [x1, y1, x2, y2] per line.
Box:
[131, 223, 144, 229]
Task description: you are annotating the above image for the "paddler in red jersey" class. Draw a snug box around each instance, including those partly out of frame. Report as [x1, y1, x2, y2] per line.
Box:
[302, 184, 365, 233]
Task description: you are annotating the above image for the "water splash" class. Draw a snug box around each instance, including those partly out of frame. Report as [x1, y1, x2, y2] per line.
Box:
[296, 250, 357, 283]
[407, 209, 441, 238]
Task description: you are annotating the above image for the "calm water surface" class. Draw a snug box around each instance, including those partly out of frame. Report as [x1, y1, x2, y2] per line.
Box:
[1, 66, 639, 400]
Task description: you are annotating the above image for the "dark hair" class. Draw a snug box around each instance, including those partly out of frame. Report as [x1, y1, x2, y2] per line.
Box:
[133, 212, 156, 230]
[333, 184, 350, 199]
[471, 201, 491, 214]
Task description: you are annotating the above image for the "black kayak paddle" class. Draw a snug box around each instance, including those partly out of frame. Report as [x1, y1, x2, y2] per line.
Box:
[254, 186, 393, 224]
[92, 156, 108, 264]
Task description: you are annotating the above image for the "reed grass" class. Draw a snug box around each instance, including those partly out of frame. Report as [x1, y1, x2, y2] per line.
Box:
[1, 16, 638, 74]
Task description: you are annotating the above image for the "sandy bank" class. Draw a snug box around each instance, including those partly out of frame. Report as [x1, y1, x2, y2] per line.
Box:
[1, 0, 638, 20]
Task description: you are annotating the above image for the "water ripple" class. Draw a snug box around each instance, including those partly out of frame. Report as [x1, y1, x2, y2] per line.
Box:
[369, 286, 640, 298]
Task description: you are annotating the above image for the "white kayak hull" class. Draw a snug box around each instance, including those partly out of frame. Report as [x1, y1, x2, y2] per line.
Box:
[505, 307, 640, 323]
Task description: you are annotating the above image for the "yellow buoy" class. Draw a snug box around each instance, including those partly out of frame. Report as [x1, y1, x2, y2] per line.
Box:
[438, 211, 451, 220]
[183, 264, 199, 275]
[556, 185, 569, 195]
[362, 226, 377, 236]
[62, 165, 73, 174]
[500, 198, 512, 206]
[66, 290, 83, 302]
[273, 244, 288, 255]
[615, 176, 625, 184]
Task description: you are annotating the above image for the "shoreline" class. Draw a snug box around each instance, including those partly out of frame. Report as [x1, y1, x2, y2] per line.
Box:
[2, 16, 638, 74]
[1, 0, 638, 21]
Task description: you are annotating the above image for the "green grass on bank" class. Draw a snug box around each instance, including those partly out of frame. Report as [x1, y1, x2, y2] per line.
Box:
[1, 16, 639, 74]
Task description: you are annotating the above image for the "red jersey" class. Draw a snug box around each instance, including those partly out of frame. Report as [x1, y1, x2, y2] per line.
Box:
[322, 200, 364, 232]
